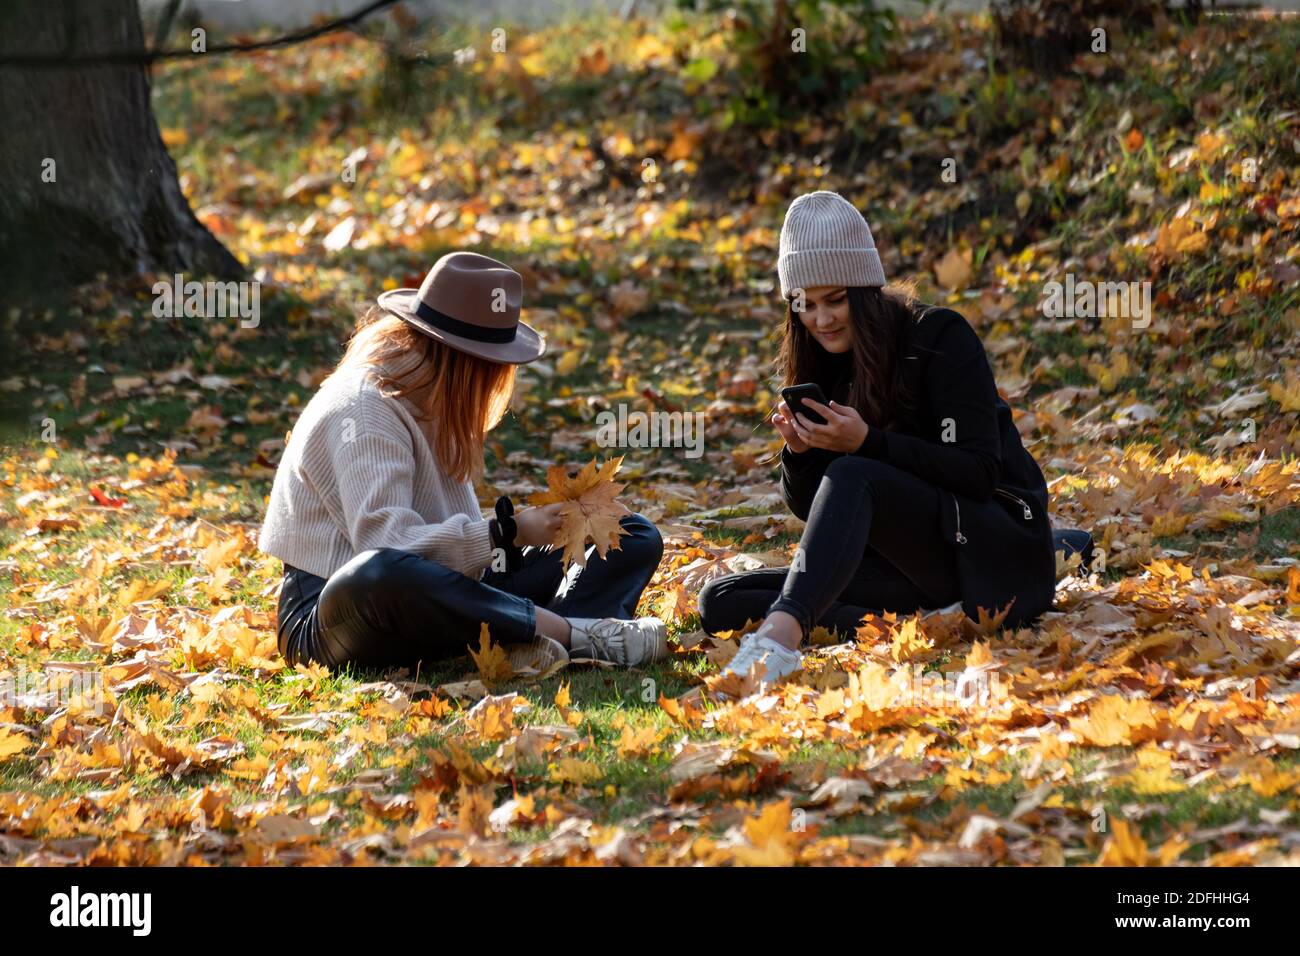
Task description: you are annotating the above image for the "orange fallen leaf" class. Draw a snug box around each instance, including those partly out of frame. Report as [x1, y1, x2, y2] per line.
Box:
[1284, 566, 1300, 605]
[89, 485, 127, 508]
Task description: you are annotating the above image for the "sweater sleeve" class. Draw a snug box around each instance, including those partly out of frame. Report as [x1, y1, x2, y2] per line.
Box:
[328, 391, 496, 577]
[853, 318, 1002, 501]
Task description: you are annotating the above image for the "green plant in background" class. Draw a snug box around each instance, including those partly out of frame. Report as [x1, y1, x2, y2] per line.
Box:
[675, 0, 902, 129]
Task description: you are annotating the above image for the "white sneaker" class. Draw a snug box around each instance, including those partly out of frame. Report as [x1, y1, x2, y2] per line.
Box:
[507, 634, 570, 675]
[722, 633, 803, 686]
[568, 617, 669, 667]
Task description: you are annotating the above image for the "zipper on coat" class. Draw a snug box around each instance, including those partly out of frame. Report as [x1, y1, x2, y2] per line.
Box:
[995, 488, 1033, 521]
[951, 494, 967, 544]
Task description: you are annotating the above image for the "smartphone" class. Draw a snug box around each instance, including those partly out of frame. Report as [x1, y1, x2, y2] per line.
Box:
[781, 383, 829, 426]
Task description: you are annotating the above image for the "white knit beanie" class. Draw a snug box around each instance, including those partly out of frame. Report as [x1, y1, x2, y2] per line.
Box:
[777, 191, 886, 297]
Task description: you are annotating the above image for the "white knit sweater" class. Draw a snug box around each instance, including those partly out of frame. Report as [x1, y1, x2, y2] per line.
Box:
[258, 357, 495, 581]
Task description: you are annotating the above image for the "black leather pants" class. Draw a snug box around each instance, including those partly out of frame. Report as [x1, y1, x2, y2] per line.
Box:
[276, 513, 663, 671]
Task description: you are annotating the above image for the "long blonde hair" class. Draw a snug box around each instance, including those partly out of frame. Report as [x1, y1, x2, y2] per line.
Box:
[332, 307, 516, 481]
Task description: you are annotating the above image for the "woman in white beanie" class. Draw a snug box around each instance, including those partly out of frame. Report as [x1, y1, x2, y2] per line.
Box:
[259, 251, 668, 674]
[698, 191, 1060, 687]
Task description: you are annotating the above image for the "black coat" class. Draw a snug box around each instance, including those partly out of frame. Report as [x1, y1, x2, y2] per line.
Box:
[779, 305, 1056, 629]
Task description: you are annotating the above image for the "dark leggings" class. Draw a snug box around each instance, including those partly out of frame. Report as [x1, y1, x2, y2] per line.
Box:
[276, 513, 663, 671]
[699, 456, 959, 639]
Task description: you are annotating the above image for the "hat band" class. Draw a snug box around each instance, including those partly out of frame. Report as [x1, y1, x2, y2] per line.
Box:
[416, 299, 517, 343]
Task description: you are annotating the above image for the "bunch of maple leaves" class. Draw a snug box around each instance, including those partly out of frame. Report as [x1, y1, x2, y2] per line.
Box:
[525, 457, 631, 569]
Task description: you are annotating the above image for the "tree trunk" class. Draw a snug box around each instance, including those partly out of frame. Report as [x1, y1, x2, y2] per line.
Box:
[0, 0, 242, 299]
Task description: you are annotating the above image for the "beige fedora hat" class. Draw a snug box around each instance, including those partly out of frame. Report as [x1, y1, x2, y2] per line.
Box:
[376, 251, 545, 364]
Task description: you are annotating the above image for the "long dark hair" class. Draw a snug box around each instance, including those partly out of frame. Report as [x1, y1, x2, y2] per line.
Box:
[777, 283, 918, 429]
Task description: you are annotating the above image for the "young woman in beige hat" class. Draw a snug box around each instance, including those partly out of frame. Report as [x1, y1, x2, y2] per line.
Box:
[700, 191, 1071, 687]
[259, 251, 668, 673]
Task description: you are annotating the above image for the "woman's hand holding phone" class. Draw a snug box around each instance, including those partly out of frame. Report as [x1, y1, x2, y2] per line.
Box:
[772, 401, 812, 454]
[786, 398, 869, 453]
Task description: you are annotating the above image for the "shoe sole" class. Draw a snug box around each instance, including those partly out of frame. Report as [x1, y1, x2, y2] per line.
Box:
[507, 636, 569, 675]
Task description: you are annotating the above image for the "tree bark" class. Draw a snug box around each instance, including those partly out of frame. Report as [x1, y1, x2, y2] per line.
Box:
[0, 0, 242, 298]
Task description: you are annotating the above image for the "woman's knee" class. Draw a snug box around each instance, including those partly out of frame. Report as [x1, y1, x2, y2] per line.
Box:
[618, 513, 664, 569]
[824, 454, 890, 484]
[823, 455, 898, 503]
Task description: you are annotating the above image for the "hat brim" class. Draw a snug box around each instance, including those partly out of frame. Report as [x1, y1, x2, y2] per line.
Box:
[376, 288, 546, 365]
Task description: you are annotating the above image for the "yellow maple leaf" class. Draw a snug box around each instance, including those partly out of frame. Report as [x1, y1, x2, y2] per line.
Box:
[733, 800, 798, 866]
[659, 693, 703, 727]
[891, 617, 933, 662]
[615, 724, 668, 759]
[969, 600, 1014, 635]
[965, 641, 994, 668]
[1096, 818, 1150, 866]
[632, 33, 673, 65]
[468, 623, 514, 687]
[656, 580, 694, 625]
[1097, 818, 1186, 867]
[555, 347, 583, 376]
[1265, 372, 1300, 412]
[463, 692, 521, 741]
[1245, 763, 1300, 798]
[550, 757, 603, 786]
[1070, 694, 1159, 747]
[1121, 746, 1186, 795]
[554, 681, 583, 727]
[457, 784, 494, 837]
[526, 457, 631, 569]
[117, 577, 172, 607]
[199, 530, 247, 574]
[0, 729, 33, 761]
[224, 753, 270, 781]
[806, 624, 838, 647]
